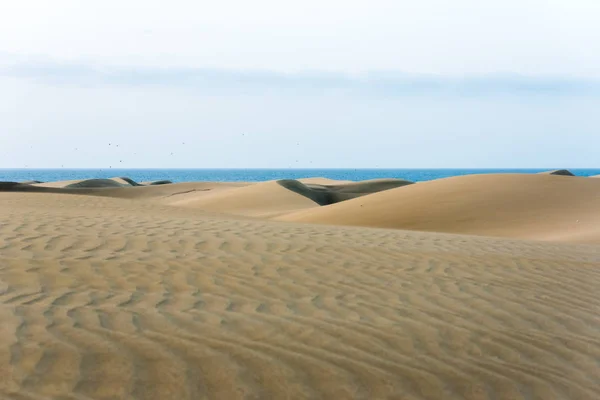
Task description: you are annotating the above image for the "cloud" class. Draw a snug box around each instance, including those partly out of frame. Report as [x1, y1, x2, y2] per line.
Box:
[1, 56, 598, 97]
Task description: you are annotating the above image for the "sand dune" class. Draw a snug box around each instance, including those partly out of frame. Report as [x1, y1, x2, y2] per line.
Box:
[35, 177, 137, 188]
[164, 180, 322, 217]
[537, 169, 575, 176]
[313, 178, 414, 194]
[110, 177, 143, 186]
[279, 173, 600, 243]
[65, 178, 132, 188]
[162, 178, 414, 217]
[298, 177, 354, 185]
[35, 177, 147, 188]
[0, 187, 599, 400]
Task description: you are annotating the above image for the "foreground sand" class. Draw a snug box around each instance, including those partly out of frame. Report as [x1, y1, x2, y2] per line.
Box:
[1, 174, 600, 399]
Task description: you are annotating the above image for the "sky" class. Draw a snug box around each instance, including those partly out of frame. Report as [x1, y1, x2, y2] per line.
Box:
[1, 0, 599, 168]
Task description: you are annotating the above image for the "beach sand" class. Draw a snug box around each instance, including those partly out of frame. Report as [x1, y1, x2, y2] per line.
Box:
[1, 173, 599, 399]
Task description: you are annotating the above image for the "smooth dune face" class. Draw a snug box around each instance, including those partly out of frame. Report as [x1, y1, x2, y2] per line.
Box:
[164, 180, 322, 217]
[279, 174, 600, 243]
[1, 175, 600, 399]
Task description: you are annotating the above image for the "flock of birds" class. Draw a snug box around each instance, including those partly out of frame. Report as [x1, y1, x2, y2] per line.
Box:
[22, 137, 319, 169]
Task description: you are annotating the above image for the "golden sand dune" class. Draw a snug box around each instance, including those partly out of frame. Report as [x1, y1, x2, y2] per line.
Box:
[164, 180, 322, 217]
[162, 178, 414, 217]
[279, 174, 600, 243]
[1, 174, 600, 399]
[2, 181, 250, 204]
[34, 177, 157, 188]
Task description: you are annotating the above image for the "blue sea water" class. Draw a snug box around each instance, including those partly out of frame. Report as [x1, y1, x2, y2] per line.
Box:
[1, 168, 600, 183]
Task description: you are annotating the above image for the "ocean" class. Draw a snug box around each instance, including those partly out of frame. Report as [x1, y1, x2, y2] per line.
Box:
[1, 168, 600, 183]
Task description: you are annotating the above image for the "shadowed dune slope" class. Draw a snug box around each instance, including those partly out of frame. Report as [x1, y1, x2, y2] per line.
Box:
[278, 173, 600, 243]
[140, 180, 174, 185]
[282, 178, 413, 204]
[111, 177, 143, 186]
[65, 178, 130, 188]
[316, 178, 414, 194]
[0, 191, 599, 399]
[537, 169, 575, 176]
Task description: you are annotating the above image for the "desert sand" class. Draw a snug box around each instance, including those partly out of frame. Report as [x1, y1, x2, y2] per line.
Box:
[1, 173, 599, 399]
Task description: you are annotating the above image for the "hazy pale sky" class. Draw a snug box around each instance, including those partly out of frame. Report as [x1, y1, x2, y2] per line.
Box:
[1, 0, 599, 168]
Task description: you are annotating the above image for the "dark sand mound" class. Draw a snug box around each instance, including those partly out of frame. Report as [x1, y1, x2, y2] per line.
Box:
[111, 177, 143, 186]
[318, 178, 414, 194]
[281, 178, 413, 205]
[538, 169, 575, 176]
[0, 182, 22, 190]
[65, 179, 130, 188]
[141, 180, 174, 185]
[279, 173, 600, 243]
[20, 180, 43, 184]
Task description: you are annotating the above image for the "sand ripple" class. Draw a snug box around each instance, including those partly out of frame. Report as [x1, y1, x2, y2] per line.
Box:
[1, 192, 599, 399]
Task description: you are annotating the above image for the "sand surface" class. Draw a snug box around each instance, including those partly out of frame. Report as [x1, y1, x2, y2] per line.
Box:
[1, 173, 600, 399]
